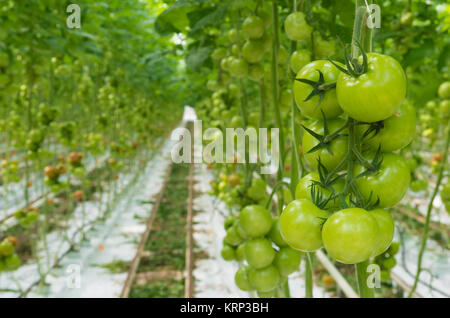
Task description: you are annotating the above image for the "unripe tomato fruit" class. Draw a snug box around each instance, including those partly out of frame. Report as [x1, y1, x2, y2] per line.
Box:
[322, 208, 379, 264]
[337, 53, 407, 123]
[294, 60, 343, 119]
[370, 209, 394, 256]
[353, 152, 410, 208]
[242, 16, 265, 39]
[248, 265, 280, 292]
[280, 199, 330, 252]
[244, 238, 276, 269]
[239, 205, 272, 238]
[235, 266, 254, 291]
[242, 40, 265, 64]
[290, 49, 311, 74]
[438, 81, 450, 99]
[268, 217, 288, 247]
[273, 247, 302, 276]
[359, 100, 416, 152]
[221, 244, 236, 261]
[284, 12, 312, 41]
[302, 119, 348, 171]
[295, 172, 344, 210]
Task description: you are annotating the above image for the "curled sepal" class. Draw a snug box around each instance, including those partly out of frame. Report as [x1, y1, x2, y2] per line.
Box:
[295, 70, 336, 112]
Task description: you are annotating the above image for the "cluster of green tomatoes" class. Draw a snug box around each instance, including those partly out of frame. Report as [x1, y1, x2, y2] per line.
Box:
[0, 236, 20, 272]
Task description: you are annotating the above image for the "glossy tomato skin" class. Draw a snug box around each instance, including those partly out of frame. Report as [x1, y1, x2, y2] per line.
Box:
[370, 209, 394, 256]
[279, 199, 330, 252]
[293, 60, 343, 119]
[284, 12, 312, 41]
[290, 49, 311, 74]
[244, 238, 276, 269]
[438, 81, 450, 99]
[273, 247, 302, 276]
[242, 40, 265, 64]
[360, 100, 416, 152]
[337, 53, 407, 123]
[242, 16, 265, 39]
[302, 119, 348, 171]
[353, 152, 410, 208]
[235, 266, 254, 291]
[248, 265, 280, 292]
[239, 205, 272, 238]
[295, 172, 344, 210]
[268, 216, 289, 247]
[322, 208, 379, 264]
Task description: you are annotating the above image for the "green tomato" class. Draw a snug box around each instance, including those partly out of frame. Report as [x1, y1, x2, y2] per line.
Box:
[228, 58, 249, 78]
[244, 238, 275, 269]
[353, 152, 410, 208]
[228, 29, 238, 43]
[231, 44, 240, 56]
[290, 49, 311, 74]
[273, 247, 302, 276]
[239, 205, 272, 238]
[359, 100, 416, 152]
[235, 266, 254, 291]
[268, 216, 288, 247]
[382, 256, 397, 270]
[406, 157, 418, 172]
[388, 242, 400, 256]
[242, 16, 265, 39]
[236, 243, 246, 262]
[294, 60, 343, 119]
[295, 172, 344, 210]
[221, 244, 236, 261]
[4, 254, 20, 271]
[410, 179, 428, 192]
[249, 63, 264, 81]
[322, 208, 379, 264]
[211, 47, 227, 60]
[337, 53, 407, 123]
[248, 265, 280, 292]
[314, 36, 336, 59]
[302, 119, 348, 171]
[370, 209, 394, 256]
[257, 290, 275, 298]
[224, 225, 244, 246]
[440, 100, 450, 118]
[242, 40, 265, 64]
[438, 81, 450, 99]
[247, 178, 267, 201]
[284, 12, 312, 41]
[0, 240, 14, 257]
[279, 199, 330, 252]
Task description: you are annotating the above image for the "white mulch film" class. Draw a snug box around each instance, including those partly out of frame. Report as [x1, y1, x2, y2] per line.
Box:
[0, 106, 449, 298]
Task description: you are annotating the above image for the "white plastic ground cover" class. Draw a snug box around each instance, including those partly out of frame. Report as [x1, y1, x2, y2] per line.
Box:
[191, 163, 328, 298]
[0, 134, 175, 297]
[22, 118, 184, 298]
[392, 226, 450, 298]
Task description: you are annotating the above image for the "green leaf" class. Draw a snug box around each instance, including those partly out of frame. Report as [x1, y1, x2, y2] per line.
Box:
[155, 1, 193, 35]
[188, 4, 228, 34]
[186, 46, 212, 71]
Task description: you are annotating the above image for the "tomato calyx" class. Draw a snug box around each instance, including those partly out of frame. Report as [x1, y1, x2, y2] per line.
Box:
[353, 146, 383, 174]
[302, 113, 348, 155]
[295, 70, 337, 111]
[360, 121, 384, 140]
[309, 159, 345, 209]
[329, 41, 368, 77]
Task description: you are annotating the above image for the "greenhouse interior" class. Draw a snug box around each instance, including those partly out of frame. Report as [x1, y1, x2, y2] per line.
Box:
[0, 0, 449, 303]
